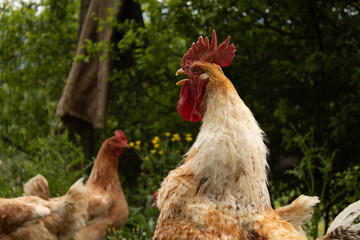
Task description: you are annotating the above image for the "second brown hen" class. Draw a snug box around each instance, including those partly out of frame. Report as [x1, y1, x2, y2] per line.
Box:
[76, 129, 129, 240]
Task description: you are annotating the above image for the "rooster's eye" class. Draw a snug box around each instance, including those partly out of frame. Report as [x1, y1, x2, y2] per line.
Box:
[193, 68, 199, 74]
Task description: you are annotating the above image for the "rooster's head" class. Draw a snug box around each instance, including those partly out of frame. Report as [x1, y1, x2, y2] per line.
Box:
[176, 30, 236, 122]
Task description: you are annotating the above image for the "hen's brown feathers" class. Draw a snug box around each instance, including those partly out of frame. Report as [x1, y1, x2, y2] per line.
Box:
[23, 174, 50, 201]
[0, 196, 51, 234]
[1, 178, 87, 240]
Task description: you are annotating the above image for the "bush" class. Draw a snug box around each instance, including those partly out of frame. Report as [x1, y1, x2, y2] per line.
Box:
[0, 126, 88, 198]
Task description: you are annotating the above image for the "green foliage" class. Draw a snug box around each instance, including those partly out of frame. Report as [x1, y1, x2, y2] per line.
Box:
[0, 128, 88, 197]
[0, 0, 78, 146]
[0, 0, 84, 196]
[283, 128, 335, 238]
[277, 125, 359, 238]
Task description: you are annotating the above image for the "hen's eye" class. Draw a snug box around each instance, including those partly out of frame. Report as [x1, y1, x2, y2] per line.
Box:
[193, 68, 199, 74]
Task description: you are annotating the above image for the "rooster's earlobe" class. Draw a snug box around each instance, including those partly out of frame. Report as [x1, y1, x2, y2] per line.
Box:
[199, 73, 209, 81]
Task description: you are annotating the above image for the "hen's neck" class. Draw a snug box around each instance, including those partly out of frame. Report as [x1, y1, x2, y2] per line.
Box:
[184, 77, 271, 211]
[87, 147, 120, 187]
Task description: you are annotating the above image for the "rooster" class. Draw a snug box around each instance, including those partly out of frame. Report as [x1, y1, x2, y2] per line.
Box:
[24, 130, 130, 240]
[153, 30, 360, 239]
[0, 178, 87, 240]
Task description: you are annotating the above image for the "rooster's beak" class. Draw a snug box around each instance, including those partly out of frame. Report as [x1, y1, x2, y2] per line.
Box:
[176, 80, 187, 86]
[176, 68, 187, 86]
[175, 68, 186, 76]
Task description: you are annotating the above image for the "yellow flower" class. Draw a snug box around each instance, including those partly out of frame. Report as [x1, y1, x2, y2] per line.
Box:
[129, 142, 135, 147]
[171, 133, 181, 141]
[152, 136, 160, 144]
[150, 149, 157, 154]
[186, 136, 193, 142]
[134, 145, 140, 150]
[154, 143, 160, 148]
[159, 150, 163, 155]
[140, 172, 144, 176]
[185, 133, 192, 137]
[165, 132, 171, 137]
[135, 140, 141, 145]
[175, 150, 180, 153]
[144, 156, 149, 160]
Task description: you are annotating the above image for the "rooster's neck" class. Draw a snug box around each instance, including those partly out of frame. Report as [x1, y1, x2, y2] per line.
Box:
[184, 77, 271, 211]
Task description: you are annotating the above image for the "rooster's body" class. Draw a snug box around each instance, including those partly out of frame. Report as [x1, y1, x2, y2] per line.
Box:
[154, 30, 359, 240]
[155, 62, 307, 239]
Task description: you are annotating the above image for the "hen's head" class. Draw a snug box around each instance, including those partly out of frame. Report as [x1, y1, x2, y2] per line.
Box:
[176, 30, 236, 122]
[106, 130, 129, 156]
[152, 190, 159, 208]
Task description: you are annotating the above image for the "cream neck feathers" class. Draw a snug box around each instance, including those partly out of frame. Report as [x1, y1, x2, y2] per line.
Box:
[183, 74, 271, 211]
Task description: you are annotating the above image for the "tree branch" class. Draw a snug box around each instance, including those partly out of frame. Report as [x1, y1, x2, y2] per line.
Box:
[2, 136, 32, 155]
[251, 7, 323, 39]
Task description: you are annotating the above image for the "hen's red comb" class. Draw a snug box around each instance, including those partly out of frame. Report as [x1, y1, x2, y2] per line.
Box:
[181, 29, 236, 72]
[114, 130, 126, 139]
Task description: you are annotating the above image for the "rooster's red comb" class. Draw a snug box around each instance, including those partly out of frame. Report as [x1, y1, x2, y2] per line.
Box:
[181, 29, 236, 72]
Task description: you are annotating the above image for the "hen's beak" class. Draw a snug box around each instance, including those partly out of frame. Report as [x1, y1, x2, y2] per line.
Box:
[122, 143, 130, 149]
[176, 68, 187, 86]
